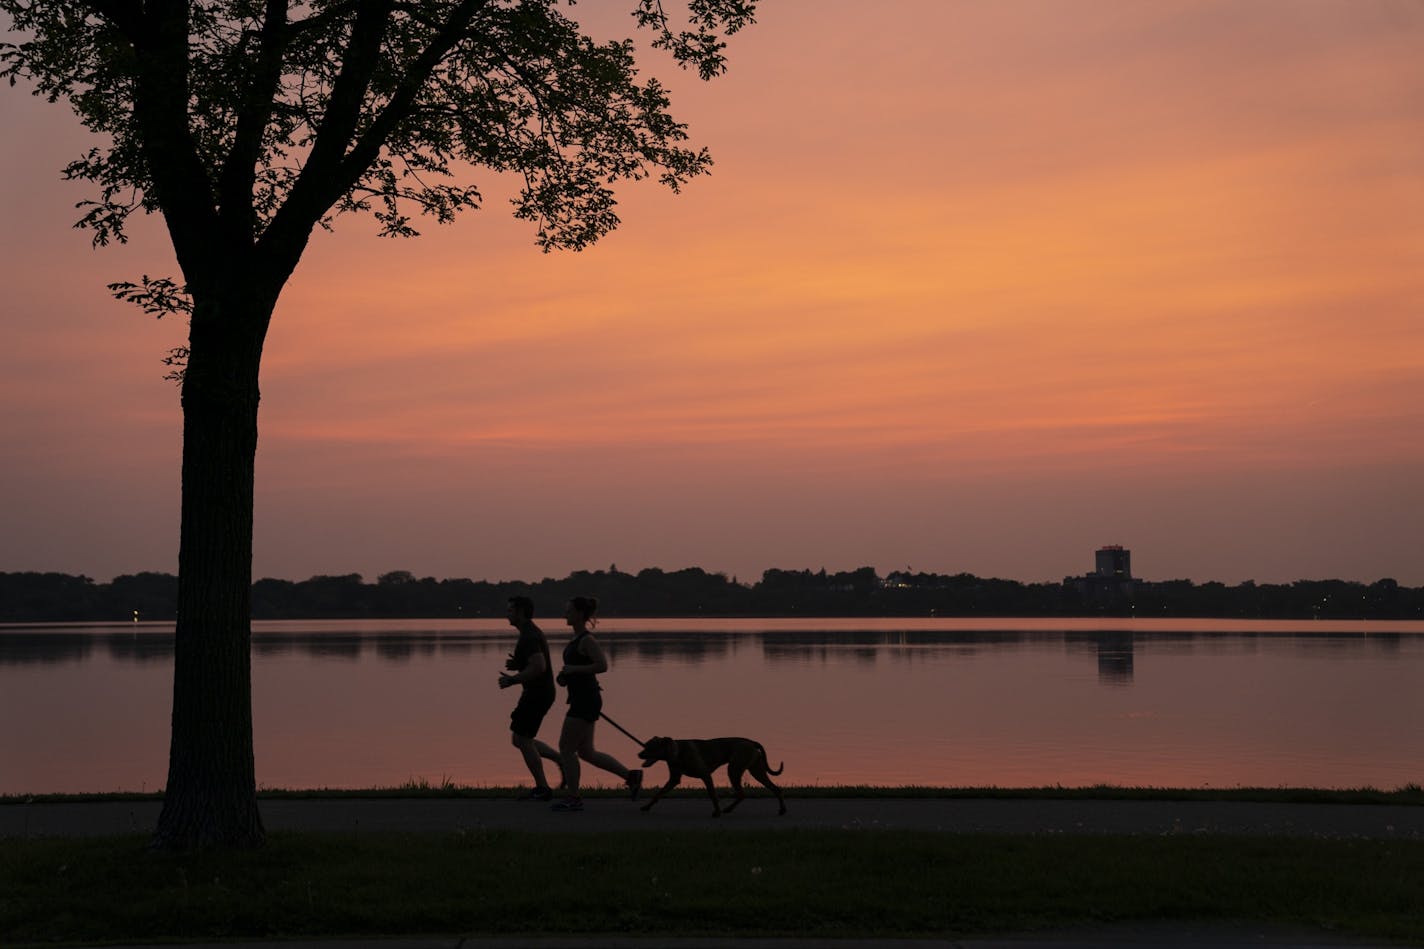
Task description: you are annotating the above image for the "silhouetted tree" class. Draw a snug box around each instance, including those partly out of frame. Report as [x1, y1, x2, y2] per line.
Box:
[4, 568, 1423, 622]
[2, 0, 755, 849]
[107, 571, 180, 620]
[0, 571, 102, 621]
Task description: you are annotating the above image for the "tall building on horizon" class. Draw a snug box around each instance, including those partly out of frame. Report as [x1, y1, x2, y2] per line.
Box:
[1095, 544, 1132, 579]
[1066, 544, 1135, 610]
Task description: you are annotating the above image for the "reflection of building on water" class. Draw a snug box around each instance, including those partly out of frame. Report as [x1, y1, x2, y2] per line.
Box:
[1066, 631, 1136, 684]
[1065, 544, 1136, 610]
[1096, 632, 1134, 684]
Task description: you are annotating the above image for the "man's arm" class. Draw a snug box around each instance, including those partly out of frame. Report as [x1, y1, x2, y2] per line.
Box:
[499, 646, 547, 689]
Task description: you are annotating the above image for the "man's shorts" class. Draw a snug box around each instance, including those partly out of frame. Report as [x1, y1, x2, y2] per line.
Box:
[510, 688, 556, 739]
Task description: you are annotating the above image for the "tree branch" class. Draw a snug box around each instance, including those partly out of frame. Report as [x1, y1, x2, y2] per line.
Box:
[217, 0, 290, 244]
[300, 0, 393, 184]
[257, 0, 393, 267]
[336, 0, 490, 200]
[259, 0, 489, 272]
[130, 0, 223, 289]
[286, 1, 358, 38]
[80, 0, 142, 39]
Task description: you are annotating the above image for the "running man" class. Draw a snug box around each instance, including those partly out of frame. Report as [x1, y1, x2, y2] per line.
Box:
[498, 595, 563, 800]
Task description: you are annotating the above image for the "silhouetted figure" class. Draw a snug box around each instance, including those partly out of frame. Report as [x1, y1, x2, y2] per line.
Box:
[551, 596, 642, 811]
[497, 596, 562, 800]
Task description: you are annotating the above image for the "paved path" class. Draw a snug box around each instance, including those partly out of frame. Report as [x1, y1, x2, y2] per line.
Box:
[4, 796, 1422, 839]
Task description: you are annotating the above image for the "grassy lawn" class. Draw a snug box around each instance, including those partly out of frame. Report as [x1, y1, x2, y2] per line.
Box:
[4, 828, 1423, 947]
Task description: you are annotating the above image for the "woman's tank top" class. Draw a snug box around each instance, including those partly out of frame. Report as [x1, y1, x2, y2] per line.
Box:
[562, 632, 602, 701]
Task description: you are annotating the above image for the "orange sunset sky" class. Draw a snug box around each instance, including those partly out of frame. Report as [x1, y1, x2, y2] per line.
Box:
[2, 0, 1421, 588]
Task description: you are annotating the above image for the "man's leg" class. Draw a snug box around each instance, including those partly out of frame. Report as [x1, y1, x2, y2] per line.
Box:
[512, 732, 552, 789]
[534, 738, 564, 787]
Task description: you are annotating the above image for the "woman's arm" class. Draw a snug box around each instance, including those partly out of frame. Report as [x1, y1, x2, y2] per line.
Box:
[562, 635, 609, 676]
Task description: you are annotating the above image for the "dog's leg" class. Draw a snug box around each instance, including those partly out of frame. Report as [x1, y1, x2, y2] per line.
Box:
[723, 761, 747, 813]
[749, 762, 787, 815]
[700, 774, 721, 817]
[640, 770, 681, 813]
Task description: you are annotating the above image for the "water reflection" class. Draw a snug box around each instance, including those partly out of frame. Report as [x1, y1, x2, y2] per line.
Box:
[4, 622, 1419, 680]
[0, 633, 96, 665]
[104, 632, 175, 664]
[6, 618, 1424, 794]
[312, 639, 360, 659]
[602, 633, 736, 663]
[1094, 632, 1133, 684]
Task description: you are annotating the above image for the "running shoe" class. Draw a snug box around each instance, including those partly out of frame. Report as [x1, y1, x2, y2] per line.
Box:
[627, 769, 644, 800]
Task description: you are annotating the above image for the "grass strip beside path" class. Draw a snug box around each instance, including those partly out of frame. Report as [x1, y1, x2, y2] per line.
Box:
[7, 783, 1423, 805]
[4, 830, 1423, 947]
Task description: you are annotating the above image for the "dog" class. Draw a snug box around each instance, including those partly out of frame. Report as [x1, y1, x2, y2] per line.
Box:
[637, 736, 786, 817]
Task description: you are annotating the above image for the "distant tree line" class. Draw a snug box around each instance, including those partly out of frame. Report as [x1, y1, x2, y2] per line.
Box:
[2, 568, 1420, 622]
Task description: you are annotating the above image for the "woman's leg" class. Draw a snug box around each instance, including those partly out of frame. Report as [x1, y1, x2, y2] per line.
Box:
[559, 716, 591, 796]
[576, 723, 632, 781]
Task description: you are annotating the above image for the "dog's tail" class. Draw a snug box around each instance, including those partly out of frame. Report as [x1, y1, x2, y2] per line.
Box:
[757, 743, 785, 775]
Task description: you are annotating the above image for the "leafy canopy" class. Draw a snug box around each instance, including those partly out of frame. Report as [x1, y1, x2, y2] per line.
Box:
[1, 0, 755, 260]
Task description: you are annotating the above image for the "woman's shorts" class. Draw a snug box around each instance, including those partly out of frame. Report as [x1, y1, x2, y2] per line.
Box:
[510, 688, 555, 739]
[566, 689, 603, 724]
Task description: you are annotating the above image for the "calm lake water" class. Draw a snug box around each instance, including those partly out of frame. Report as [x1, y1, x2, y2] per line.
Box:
[3, 617, 1423, 795]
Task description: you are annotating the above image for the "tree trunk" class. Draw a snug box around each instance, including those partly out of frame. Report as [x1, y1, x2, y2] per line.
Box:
[153, 290, 270, 850]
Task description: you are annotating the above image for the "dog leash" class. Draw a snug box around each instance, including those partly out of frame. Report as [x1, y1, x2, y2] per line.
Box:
[599, 712, 646, 748]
